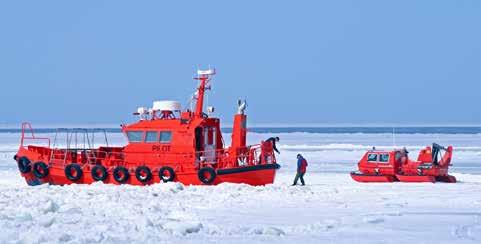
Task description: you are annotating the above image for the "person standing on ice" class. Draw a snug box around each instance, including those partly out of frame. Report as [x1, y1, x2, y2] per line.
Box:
[292, 154, 308, 186]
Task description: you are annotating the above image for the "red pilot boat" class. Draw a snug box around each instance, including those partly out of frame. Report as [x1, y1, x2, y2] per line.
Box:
[14, 69, 280, 186]
[350, 143, 456, 183]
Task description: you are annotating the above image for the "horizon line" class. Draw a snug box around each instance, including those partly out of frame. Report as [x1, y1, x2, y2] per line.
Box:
[0, 122, 480, 129]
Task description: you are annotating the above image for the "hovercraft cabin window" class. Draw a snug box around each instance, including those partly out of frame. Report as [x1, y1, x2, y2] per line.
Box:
[159, 131, 172, 143]
[127, 131, 144, 143]
[379, 153, 390, 163]
[367, 153, 378, 162]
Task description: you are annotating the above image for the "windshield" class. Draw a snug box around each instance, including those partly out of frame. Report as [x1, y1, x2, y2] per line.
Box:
[127, 131, 143, 143]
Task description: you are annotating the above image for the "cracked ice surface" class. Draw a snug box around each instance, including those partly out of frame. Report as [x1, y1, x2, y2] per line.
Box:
[1, 132, 481, 243]
[1, 172, 481, 243]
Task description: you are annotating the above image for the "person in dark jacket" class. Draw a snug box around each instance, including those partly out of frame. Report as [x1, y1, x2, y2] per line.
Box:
[266, 137, 280, 154]
[292, 154, 307, 186]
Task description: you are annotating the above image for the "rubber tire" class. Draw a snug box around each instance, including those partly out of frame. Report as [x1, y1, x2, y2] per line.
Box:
[18, 157, 32, 173]
[158, 166, 175, 182]
[135, 166, 152, 183]
[91, 165, 108, 181]
[113, 166, 129, 184]
[198, 167, 216, 184]
[65, 163, 83, 181]
[33, 162, 49, 178]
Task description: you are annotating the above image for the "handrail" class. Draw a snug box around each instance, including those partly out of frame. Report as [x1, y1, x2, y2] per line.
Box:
[20, 123, 277, 170]
[47, 143, 276, 170]
[20, 122, 51, 148]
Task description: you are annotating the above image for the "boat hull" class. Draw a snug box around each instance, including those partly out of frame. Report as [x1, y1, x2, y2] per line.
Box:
[350, 172, 397, 183]
[18, 163, 280, 186]
[395, 174, 456, 183]
[435, 175, 457, 183]
[395, 174, 436, 183]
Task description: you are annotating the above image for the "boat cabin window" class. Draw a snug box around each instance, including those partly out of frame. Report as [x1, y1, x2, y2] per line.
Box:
[127, 131, 144, 143]
[379, 153, 390, 163]
[145, 131, 158, 143]
[367, 153, 378, 162]
[159, 131, 172, 143]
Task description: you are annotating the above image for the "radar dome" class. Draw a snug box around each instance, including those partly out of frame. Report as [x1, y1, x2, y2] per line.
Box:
[152, 101, 181, 111]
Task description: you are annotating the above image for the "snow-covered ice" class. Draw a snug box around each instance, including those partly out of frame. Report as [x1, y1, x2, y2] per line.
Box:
[1, 132, 481, 243]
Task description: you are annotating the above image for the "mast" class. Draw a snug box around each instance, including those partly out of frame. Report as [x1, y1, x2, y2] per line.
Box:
[194, 69, 215, 118]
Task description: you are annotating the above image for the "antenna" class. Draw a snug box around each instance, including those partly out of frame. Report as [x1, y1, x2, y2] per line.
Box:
[392, 127, 396, 148]
[193, 67, 216, 117]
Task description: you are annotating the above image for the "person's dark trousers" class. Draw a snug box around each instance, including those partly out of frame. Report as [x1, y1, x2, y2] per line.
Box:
[293, 171, 305, 185]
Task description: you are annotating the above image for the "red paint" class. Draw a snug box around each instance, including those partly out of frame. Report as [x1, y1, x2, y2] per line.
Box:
[351, 144, 456, 183]
[14, 69, 280, 186]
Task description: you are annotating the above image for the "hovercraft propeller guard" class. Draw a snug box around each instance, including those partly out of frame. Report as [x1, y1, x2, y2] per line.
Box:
[350, 143, 456, 183]
[14, 69, 281, 186]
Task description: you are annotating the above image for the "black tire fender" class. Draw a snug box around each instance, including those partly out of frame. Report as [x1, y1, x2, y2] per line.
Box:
[198, 167, 216, 184]
[91, 165, 108, 181]
[135, 166, 152, 183]
[18, 156, 32, 174]
[65, 163, 83, 181]
[113, 166, 129, 184]
[158, 166, 175, 182]
[33, 161, 49, 178]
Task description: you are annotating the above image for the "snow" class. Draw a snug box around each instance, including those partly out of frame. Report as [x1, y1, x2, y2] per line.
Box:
[1, 132, 481, 243]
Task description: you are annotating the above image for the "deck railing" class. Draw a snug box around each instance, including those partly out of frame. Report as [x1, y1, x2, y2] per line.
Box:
[46, 142, 276, 171]
[20, 122, 276, 171]
[20, 122, 50, 148]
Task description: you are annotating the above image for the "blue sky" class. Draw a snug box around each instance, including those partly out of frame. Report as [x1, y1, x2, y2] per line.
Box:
[0, 0, 479, 126]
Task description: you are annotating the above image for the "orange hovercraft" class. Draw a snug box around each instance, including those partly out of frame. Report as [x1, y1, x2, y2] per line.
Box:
[351, 143, 456, 183]
[14, 69, 280, 186]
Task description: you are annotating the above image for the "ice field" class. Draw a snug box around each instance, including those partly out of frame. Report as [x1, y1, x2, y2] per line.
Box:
[1, 131, 481, 243]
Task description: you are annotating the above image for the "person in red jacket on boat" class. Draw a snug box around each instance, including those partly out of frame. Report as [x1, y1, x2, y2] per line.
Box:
[292, 154, 308, 186]
[266, 137, 280, 154]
